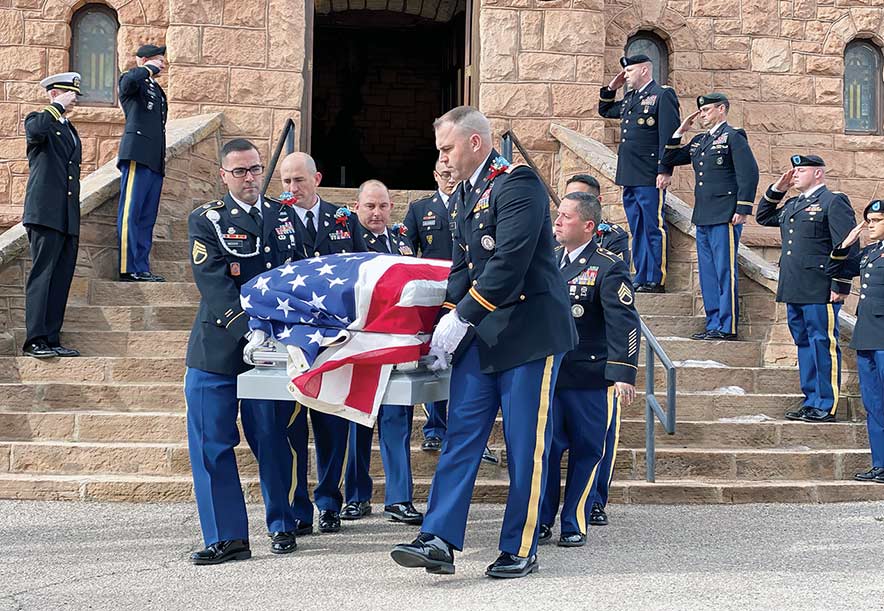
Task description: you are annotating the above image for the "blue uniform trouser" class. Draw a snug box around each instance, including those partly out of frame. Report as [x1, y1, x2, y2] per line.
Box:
[184, 367, 297, 545]
[622, 185, 667, 285]
[857, 350, 884, 467]
[311, 411, 350, 512]
[590, 390, 622, 509]
[422, 340, 562, 556]
[422, 401, 447, 440]
[285, 404, 315, 525]
[345, 405, 415, 505]
[696, 222, 742, 335]
[117, 160, 162, 275]
[787, 303, 842, 413]
[539, 387, 617, 536]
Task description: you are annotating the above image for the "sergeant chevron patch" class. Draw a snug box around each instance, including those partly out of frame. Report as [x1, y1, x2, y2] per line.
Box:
[618, 281, 634, 306]
[192, 240, 208, 265]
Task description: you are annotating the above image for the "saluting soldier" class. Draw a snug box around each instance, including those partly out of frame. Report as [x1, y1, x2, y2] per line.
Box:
[827, 201, 884, 482]
[278, 151, 367, 535]
[391, 106, 576, 579]
[756, 155, 858, 423]
[185, 139, 306, 564]
[341, 180, 423, 526]
[21, 73, 83, 359]
[538, 192, 639, 546]
[598, 54, 680, 294]
[403, 161, 457, 451]
[117, 43, 168, 282]
[564, 174, 631, 266]
[662, 93, 760, 341]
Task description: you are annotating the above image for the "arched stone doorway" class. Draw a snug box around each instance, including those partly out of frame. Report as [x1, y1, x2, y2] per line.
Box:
[309, 0, 469, 188]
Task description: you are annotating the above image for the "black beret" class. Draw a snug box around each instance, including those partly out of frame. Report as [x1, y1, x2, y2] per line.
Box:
[620, 54, 652, 68]
[864, 199, 884, 221]
[136, 44, 166, 58]
[697, 93, 728, 109]
[790, 155, 825, 167]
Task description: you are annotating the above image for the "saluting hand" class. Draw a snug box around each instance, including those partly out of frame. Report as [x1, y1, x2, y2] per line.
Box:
[607, 70, 627, 91]
[772, 168, 795, 192]
[55, 90, 77, 109]
[677, 110, 701, 135]
[145, 58, 165, 73]
[840, 220, 867, 249]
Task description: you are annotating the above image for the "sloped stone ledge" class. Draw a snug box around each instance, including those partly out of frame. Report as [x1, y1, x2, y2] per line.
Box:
[0, 113, 223, 271]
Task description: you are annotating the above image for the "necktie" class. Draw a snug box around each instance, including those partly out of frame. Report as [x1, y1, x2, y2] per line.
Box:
[377, 233, 390, 253]
[305, 210, 317, 244]
[561, 253, 571, 269]
[248, 205, 262, 230]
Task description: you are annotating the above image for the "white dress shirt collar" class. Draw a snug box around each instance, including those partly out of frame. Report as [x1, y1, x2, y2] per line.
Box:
[562, 240, 593, 267]
[293, 194, 321, 228]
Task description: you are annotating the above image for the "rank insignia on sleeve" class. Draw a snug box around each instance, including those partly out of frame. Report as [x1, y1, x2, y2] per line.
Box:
[192, 240, 208, 265]
[618, 281, 634, 305]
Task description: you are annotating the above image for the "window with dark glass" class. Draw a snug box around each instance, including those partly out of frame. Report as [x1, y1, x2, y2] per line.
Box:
[625, 32, 669, 85]
[844, 41, 882, 134]
[70, 5, 119, 105]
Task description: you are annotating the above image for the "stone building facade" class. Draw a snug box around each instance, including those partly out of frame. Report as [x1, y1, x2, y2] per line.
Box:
[1, 0, 884, 226]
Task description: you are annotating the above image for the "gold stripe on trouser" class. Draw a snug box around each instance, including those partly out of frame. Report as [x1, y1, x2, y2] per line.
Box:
[338, 417, 350, 490]
[605, 389, 623, 490]
[826, 305, 840, 416]
[728, 223, 737, 335]
[120, 160, 137, 274]
[576, 386, 616, 535]
[657, 189, 667, 286]
[287, 404, 302, 505]
[517, 355, 556, 557]
[421, 403, 430, 418]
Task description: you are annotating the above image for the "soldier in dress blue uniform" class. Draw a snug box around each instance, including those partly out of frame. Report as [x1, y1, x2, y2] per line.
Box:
[599, 54, 680, 293]
[563, 174, 631, 266]
[278, 152, 368, 534]
[538, 192, 640, 547]
[403, 161, 457, 451]
[21, 73, 83, 359]
[117, 44, 168, 282]
[756, 155, 858, 423]
[185, 139, 306, 564]
[662, 93, 760, 341]
[827, 201, 884, 481]
[391, 106, 577, 579]
[340, 180, 423, 526]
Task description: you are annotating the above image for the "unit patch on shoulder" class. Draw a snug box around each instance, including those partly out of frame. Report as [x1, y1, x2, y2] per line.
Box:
[192, 240, 208, 265]
[618, 281, 634, 305]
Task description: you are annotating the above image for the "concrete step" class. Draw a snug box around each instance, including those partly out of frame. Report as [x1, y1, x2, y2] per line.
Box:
[642, 315, 706, 337]
[0, 409, 868, 451]
[9, 331, 190, 358]
[150, 240, 190, 261]
[88, 281, 200, 306]
[3, 471, 883, 504]
[0, 439, 872, 482]
[634, 292, 694, 317]
[62, 305, 197, 331]
[0, 382, 185, 411]
[644, 337, 763, 368]
[150, 260, 193, 283]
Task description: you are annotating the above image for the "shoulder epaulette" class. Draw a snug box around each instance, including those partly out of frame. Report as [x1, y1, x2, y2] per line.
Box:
[198, 200, 224, 215]
[43, 105, 62, 121]
[595, 247, 619, 263]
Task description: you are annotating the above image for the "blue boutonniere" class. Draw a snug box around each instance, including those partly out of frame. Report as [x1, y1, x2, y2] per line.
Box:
[392, 223, 407, 236]
[487, 156, 511, 180]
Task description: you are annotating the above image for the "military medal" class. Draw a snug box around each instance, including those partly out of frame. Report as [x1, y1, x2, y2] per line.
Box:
[647, 116, 655, 126]
[571, 304, 584, 318]
[638, 118, 645, 125]
[481, 235, 495, 251]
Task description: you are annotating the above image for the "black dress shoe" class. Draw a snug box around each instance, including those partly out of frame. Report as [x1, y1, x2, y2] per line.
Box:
[23, 340, 56, 358]
[269, 531, 297, 554]
[481, 446, 499, 465]
[385, 502, 424, 525]
[485, 552, 539, 579]
[294, 519, 313, 536]
[145, 272, 165, 282]
[720, 332, 739, 341]
[589, 502, 608, 526]
[190, 539, 251, 565]
[854, 467, 884, 482]
[703, 330, 725, 340]
[421, 436, 442, 452]
[690, 331, 710, 340]
[636, 283, 665, 294]
[784, 407, 809, 421]
[50, 345, 80, 357]
[801, 408, 835, 423]
[557, 532, 586, 547]
[391, 532, 455, 575]
[318, 509, 341, 533]
[341, 501, 372, 520]
[538, 524, 552, 544]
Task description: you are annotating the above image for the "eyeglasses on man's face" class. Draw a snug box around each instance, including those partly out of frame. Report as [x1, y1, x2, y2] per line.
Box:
[222, 165, 265, 178]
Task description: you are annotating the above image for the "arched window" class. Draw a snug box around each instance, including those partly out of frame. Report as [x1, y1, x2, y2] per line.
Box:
[625, 32, 669, 85]
[844, 40, 883, 134]
[70, 5, 119, 105]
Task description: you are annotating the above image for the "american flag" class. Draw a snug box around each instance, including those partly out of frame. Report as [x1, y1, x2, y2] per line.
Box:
[241, 252, 451, 426]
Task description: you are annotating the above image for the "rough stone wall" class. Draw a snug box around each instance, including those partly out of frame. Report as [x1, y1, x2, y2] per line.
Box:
[0, 0, 304, 229]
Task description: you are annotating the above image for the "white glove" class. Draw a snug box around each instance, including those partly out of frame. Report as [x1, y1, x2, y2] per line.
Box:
[427, 344, 450, 371]
[430, 310, 470, 354]
[243, 329, 267, 365]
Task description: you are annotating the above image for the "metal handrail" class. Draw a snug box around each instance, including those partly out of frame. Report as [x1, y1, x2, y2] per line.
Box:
[641, 319, 676, 482]
[502, 129, 677, 482]
[261, 118, 297, 195]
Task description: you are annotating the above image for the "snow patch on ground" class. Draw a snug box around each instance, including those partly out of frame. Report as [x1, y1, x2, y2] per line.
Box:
[711, 386, 747, 395]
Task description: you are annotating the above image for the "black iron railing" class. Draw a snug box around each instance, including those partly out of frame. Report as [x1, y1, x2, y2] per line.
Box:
[261, 118, 297, 196]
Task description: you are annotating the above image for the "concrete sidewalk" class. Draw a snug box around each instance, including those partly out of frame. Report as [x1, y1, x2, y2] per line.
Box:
[1, 500, 883, 610]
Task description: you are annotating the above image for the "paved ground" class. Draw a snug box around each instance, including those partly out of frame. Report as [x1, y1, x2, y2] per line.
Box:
[1, 500, 883, 610]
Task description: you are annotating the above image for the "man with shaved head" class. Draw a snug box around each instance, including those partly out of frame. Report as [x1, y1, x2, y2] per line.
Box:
[277, 152, 367, 535]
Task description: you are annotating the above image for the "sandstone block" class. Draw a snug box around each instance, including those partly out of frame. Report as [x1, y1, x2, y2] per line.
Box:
[575, 56, 604, 83]
[202, 27, 267, 67]
[750, 38, 791, 72]
[806, 55, 842, 76]
[168, 66, 229, 103]
[794, 105, 842, 134]
[223, 0, 266, 27]
[518, 52, 575, 82]
[0, 9, 23, 43]
[479, 9, 517, 81]
[814, 77, 841, 106]
[700, 51, 748, 70]
[741, 0, 778, 35]
[0, 46, 43, 80]
[519, 11, 543, 50]
[166, 25, 200, 64]
[116, 0, 146, 25]
[169, 0, 222, 24]
[850, 8, 881, 34]
[479, 83, 550, 117]
[142, 0, 169, 27]
[759, 74, 813, 104]
[268, 0, 305, 70]
[550, 84, 601, 117]
[229, 68, 301, 106]
[742, 104, 795, 133]
[692, 0, 731, 17]
[10, 443, 169, 475]
[543, 11, 603, 54]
